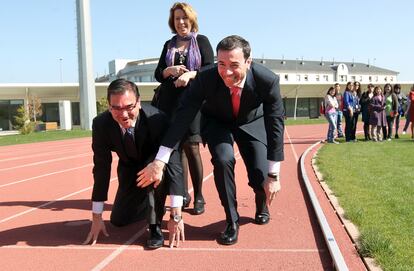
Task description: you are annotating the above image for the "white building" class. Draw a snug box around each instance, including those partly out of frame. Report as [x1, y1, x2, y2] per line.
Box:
[99, 57, 398, 85]
[0, 58, 408, 131]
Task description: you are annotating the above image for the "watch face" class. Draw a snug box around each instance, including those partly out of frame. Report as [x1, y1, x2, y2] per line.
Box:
[173, 214, 181, 222]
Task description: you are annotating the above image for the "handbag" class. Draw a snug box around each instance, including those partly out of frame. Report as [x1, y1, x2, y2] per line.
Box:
[151, 84, 162, 107]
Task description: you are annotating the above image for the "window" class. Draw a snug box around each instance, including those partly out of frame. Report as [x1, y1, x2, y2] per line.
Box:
[351, 76, 356, 81]
[359, 76, 363, 81]
[369, 76, 372, 82]
[340, 75, 347, 82]
[304, 75, 309, 81]
[284, 74, 289, 81]
[323, 75, 329, 81]
[384, 77, 388, 82]
[375, 76, 378, 82]
[390, 77, 394, 82]
[296, 74, 301, 81]
[316, 75, 320, 81]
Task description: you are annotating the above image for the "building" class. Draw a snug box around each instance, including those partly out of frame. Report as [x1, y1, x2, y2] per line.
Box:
[0, 58, 409, 131]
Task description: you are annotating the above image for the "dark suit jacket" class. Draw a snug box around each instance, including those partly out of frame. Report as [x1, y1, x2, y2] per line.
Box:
[162, 62, 285, 162]
[91, 104, 183, 202]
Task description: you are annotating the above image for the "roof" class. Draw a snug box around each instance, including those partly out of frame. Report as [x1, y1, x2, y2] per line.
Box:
[253, 58, 399, 75]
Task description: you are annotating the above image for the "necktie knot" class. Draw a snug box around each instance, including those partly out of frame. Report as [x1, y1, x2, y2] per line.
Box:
[230, 87, 241, 117]
[125, 127, 134, 136]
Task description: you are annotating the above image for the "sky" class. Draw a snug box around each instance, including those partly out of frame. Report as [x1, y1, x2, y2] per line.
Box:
[1, 0, 413, 83]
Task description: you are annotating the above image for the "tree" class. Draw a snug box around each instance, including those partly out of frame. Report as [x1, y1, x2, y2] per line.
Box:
[96, 96, 108, 114]
[14, 105, 35, 134]
[27, 95, 43, 122]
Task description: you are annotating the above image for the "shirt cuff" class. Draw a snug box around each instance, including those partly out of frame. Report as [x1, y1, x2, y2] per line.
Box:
[170, 195, 183, 208]
[155, 146, 173, 164]
[268, 161, 280, 175]
[92, 201, 104, 214]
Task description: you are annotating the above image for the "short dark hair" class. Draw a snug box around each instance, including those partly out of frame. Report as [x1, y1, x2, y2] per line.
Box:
[107, 79, 140, 102]
[216, 35, 251, 60]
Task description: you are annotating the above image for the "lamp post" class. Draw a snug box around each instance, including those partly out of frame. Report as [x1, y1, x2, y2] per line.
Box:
[59, 58, 63, 82]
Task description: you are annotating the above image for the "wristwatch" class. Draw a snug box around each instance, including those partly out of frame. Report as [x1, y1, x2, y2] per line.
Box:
[170, 213, 182, 222]
[267, 173, 280, 182]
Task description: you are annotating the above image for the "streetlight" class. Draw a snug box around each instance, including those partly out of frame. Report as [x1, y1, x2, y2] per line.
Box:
[59, 58, 63, 82]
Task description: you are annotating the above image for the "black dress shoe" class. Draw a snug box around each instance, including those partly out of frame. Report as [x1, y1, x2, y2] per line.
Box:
[146, 224, 164, 249]
[255, 213, 270, 225]
[193, 199, 205, 215]
[255, 190, 270, 225]
[219, 222, 239, 245]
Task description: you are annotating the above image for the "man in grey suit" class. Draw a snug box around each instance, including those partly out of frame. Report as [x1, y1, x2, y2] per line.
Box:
[138, 35, 284, 245]
[83, 79, 184, 249]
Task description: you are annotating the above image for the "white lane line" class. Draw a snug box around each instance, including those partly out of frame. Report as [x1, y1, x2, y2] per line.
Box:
[0, 163, 93, 189]
[0, 148, 91, 163]
[0, 153, 92, 172]
[0, 140, 91, 156]
[0, 178, 117, 224]
[91, 170, 217, 271]
[285, 127, 299, 162]
[2, 245, 325, 253]
[91, 227, 147, 271]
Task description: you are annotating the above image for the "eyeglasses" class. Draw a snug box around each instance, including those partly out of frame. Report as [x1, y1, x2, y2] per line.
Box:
[110, 102, 137, 113]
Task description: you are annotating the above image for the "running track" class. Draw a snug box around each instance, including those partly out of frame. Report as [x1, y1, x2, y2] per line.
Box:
[0, 124, 367, 270]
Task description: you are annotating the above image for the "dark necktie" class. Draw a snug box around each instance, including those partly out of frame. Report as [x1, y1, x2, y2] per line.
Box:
[123, 127, 138, 160]
[230, 87, 241, 117]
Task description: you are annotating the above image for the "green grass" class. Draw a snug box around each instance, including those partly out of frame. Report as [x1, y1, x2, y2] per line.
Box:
[285, 117, 326, 126]
[0, 129, 91, 146]
[315, 136, 414, 271]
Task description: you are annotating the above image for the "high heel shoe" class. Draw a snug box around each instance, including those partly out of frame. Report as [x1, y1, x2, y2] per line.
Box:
[183, 194, 191, 209]
[193, 198, 205, 215]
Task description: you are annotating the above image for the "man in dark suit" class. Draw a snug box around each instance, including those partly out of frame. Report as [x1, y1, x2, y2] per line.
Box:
[83, 79, 185, 249]
[139, 35, 284, 245]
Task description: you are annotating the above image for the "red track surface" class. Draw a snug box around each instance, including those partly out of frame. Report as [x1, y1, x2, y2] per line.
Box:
[0, 125, 366, 271]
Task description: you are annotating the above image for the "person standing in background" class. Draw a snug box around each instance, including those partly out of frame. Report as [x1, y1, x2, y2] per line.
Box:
[334, 83, 344, 138]
[407, 84, 414, 139]
[360, 83, 374, 140]
[324, 86, 339, 143]
[342, 82, 357, 142]
[383, 83, 398, 141]
[369, 86, 386, 142]
[393, 84, 406, 139]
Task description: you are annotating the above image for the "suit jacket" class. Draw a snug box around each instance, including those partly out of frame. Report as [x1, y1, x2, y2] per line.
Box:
[91, 104, 183, 202]
[162, 62, 285, 162]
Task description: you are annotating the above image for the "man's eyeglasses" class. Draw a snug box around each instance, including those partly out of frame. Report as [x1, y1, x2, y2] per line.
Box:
[110, 102, 137, 113]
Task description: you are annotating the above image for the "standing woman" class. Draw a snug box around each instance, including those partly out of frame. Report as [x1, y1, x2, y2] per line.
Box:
[154, 2, 214, 214]
[360, 83, 374, 140]
[369, 86, 386, 142]
[408, 84, 414, 139]
[383, 83, 398, 140]
[324, 86, 339, 143]
[393, 84, 406, 138]
[342, 82, 357, 142]
[352, 81, 362, 140]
